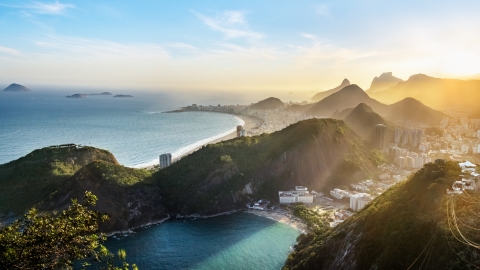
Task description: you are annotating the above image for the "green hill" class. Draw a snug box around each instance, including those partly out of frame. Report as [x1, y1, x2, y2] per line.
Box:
[40, 161, 168, 232]
[1, 119, 383, 233]
[283, 160, 480, 269]
[154, 118, 381, 216]
[0, 145, 117, 216]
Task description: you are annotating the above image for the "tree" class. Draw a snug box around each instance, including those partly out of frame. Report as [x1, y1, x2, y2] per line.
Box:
[0, 191, 137, 269]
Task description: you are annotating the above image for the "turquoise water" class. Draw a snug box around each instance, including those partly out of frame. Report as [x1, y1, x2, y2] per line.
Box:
[0, 91, 243, 167]
[105, 213, 299, 270]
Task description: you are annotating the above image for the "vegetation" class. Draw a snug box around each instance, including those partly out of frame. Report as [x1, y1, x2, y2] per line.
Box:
[291, 204, 329, 233]
[0, 191, 136, 269]
[284, 160, 480, 269]
[0, 146, 117, 215]
[154, 118, 378, 214]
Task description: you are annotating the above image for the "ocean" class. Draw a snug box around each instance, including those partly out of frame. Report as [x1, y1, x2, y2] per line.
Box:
[0, 91, 244, 167]
[0, 90, 300, 269]
[105, 213, 299, 270]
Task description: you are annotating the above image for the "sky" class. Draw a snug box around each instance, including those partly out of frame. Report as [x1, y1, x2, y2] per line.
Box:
[1, 0, 480, 95]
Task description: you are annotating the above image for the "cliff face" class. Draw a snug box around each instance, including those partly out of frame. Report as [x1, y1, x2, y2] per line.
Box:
[41, 161, 168, 232]
[283, 160, 480, 270]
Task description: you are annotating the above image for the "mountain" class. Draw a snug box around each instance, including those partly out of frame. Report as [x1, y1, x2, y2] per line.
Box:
[2, 119, 383, 233]
[369, 74, 480, 109]
[366, 72, 403, 93]
[384, 97, 447, 127]
[311, 79, 350, 102]
[0, 145, 117, 217]
[2, 83, 31, 92]
[306, 84, 388, 117]
[283, 160, 480, 269]
[333, 103, 388, 142]
[249, 97, 284, 110]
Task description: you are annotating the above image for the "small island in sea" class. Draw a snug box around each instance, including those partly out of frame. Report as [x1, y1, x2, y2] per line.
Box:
[2, 83, 31, 92]
[114, 94, 133, 98]
[89, 92, 112, 95]
[66, 94, 87, 98]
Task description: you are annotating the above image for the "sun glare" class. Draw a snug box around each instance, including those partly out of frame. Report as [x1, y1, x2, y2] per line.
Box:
[442, 51, 480, 76]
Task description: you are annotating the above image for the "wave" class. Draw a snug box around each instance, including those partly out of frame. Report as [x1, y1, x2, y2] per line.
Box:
[131, 116, 245, 168]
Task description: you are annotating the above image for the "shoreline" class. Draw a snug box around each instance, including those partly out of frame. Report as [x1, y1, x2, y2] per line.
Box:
[246, 209, 310, 234]
[106, 209, 309, 238]
[139, 112, 263, 169]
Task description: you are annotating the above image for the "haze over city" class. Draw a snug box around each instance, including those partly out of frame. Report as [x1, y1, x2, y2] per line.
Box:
[1, 0, 480, 94]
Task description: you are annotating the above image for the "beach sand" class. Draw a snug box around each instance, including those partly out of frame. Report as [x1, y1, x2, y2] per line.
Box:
[172, 114, 263, 162]
[246, 209, 310, 234]
[143, 113, 263, 169]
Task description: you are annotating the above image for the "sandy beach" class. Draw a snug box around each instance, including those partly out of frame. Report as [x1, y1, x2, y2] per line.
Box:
[246, 209, 310, 234]
[172, 113, 263, 162]
[142, 113, 263, 169]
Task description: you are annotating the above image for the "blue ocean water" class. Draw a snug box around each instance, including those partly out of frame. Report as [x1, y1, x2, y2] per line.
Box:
[0, 90, 300, 269]
[0, 91, 244, 167]
[105, 213, 299, 270]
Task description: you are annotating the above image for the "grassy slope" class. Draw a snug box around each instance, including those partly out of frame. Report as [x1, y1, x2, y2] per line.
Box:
[0, 146, 117, 215]
[284, 160, 480, 270]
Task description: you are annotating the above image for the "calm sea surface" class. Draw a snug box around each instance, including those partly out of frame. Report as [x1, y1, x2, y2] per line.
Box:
[105, 213, 299, 270]
[0, 91, 244, 167]
[0, 91, 299, 269]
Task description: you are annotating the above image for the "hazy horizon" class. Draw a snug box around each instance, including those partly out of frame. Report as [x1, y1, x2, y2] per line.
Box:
[1, 0, 480, 94]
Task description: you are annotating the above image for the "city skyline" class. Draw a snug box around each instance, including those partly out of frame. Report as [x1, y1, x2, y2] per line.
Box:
[1, 0, 479, 93]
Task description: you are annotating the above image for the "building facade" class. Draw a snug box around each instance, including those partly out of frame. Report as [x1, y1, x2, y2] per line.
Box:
[159, 153, 172, 169]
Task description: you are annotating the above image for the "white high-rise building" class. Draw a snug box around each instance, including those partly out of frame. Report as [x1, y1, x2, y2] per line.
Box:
[350, 193, 372, 211]
[159, 153, 172, 169]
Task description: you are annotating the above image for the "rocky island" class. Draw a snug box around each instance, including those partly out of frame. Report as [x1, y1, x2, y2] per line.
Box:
[2, 83, 31, 92]
[66, 94, 87, 98]
[114, 94, 133, 98]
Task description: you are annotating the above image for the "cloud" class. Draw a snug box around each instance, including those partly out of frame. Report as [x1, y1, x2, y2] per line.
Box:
[193, 10, 263, 39]
[2, 1, 75, 16]
[300, 33, 316, 40]
[33, 35, 170, 61]
[0, 46, 21, 56]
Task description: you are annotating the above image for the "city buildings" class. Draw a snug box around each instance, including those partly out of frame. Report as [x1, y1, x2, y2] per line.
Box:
[278, 186, 314, 204]
[159, 153, 172, 169]
[350, 193, 373, 211]
[374, 124, 387, 149]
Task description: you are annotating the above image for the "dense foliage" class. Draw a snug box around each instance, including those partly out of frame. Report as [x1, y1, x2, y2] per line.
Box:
[291, 204, 329, 233]
[0, 146, 117, 215]
[284, 160, 480, 270]
[0, 191, 137, 269]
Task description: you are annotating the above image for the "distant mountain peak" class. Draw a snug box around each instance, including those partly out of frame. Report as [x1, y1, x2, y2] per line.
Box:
[311, 78, 351, 101]
[3, 83, 31, 92]
[407, 73, 434, 81]
[367, 72, 403, 93]
[250, 97, 284, 110]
